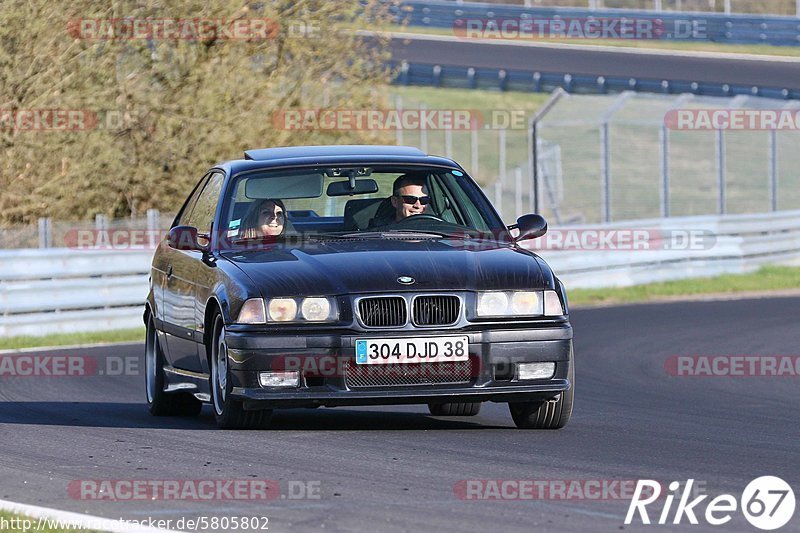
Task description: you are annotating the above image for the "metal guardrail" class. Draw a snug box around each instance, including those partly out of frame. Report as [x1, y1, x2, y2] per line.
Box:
[393, 61, 800, 101]
[395, 0, 800, 46]
[2, 211, 800, 337]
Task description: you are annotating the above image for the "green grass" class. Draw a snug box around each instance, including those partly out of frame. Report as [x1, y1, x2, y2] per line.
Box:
[378, 24, 800, 57]
[0, 327, 144, 351]
[568, 265, 800, 306]
[0, 510, 103, 532]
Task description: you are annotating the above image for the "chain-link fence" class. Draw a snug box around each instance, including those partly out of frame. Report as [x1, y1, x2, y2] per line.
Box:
[526, 90, 800, 225]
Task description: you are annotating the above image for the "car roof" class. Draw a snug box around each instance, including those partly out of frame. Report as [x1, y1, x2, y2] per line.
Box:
[213, 145, 463, 175]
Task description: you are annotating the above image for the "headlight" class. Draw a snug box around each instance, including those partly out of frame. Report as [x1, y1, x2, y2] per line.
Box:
[511, 291, 542, 315]
[267, 298, 298, 322]
[476, 292, 509, 317]
[300, 297, 332, 321]
[266, 297, 337, 323]
[476, 291, 545, 317]
[237, 298, 266, 324]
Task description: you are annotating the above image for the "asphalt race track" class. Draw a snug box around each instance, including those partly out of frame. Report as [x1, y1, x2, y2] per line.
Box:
[0, 297, 798, 532]
[389, 34, 800, 90]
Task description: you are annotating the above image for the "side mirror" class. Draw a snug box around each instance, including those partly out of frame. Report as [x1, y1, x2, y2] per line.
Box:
[511, 214, 547, 242]
[168, 226, 208, 252]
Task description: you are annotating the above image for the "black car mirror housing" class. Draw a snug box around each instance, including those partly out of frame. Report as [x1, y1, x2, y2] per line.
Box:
[511, 214, 548, 242]
[168, 225, 209, 252]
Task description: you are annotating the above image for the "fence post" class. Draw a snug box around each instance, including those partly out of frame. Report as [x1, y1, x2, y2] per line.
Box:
[515, 166, 523, 219]
[420, 104, 428, 153]
[724, 0, 731, 14]
[654, 0, 662, 11]
[147, 209, 160, 249]
[716, 130, 726, 215]
[601, 122, 611, 223]
[395, 95, 404, 147]
[95, 213, 109, 249]
[445, 127, 453, 159]
[471, 128, 479, 179]
[659, 124, 670, 217]
[497, 128, 507, 218]
[769, 130, 778, 212]
[37, 217, 52, 249]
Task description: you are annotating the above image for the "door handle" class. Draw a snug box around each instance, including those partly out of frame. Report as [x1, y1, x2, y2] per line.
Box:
[166, 265, 173, 278]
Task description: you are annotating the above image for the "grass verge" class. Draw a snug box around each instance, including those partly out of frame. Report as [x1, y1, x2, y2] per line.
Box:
[568, 265, 800, 307]
[0, 510, 102, 532]
[0, 327, 144, 351]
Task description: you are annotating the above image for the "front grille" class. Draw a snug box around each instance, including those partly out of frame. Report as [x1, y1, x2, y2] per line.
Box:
[358, 297, 407, 327]
[413, 295, 461, 326]
[344, 360, 474, 388]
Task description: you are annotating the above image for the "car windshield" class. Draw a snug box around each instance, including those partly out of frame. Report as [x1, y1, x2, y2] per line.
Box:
[219, 166, 508, 246]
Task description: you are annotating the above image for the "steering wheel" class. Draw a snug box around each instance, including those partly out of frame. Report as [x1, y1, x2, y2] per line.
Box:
[402, 213, 446, 223]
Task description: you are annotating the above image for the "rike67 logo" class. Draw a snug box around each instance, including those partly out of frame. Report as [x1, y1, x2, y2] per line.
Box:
[626, 477, 795, 530]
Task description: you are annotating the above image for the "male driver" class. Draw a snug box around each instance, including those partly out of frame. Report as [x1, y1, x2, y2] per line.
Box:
[390, 174, 430, 221]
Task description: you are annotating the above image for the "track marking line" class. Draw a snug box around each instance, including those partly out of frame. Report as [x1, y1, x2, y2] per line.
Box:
[0, 341, 142, 355]
[0, 498, 185, 533]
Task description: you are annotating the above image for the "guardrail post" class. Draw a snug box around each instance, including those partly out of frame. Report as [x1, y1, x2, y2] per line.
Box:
[716, 129, 726, 215]
[432, 65, 442, 87]
[498, 70, 507, 91]
[467, 67, 476, 89]
[399, 61, 410, 86]
[769, 130, 778, 212]
[37, 217, 52, 249]
[147, 209, 160, 249]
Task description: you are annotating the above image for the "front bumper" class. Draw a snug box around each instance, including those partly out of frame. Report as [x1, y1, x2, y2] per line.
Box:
[224, 324, 573, 409]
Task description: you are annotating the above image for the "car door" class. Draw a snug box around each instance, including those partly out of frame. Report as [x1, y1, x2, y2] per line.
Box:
[160, 173, 223, 371]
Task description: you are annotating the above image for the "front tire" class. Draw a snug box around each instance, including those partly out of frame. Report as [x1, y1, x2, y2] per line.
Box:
[509, 348, 574, 429]
[428, 402, 481, 416]
[145, 315, 202, 417]
[209, 314, 273, 429]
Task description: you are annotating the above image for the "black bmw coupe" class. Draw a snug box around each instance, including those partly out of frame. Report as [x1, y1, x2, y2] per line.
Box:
[145, 145, 574, 429]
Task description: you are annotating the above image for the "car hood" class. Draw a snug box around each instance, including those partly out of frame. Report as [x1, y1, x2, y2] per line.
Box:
[223, 238, 547, 297]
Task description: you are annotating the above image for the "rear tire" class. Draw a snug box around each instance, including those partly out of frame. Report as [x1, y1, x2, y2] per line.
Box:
[428, 402, 481, 416]
[209, 314, 273, 429]
[509, 347, 574, 430]
[145, 315, 202, 417]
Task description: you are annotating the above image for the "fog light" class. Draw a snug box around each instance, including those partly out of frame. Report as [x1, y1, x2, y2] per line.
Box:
[258, 371, 299, 388]
[517, 362, 556, 380]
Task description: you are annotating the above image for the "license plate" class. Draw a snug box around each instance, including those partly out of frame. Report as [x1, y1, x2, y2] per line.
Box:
[355, 336, 469, 365]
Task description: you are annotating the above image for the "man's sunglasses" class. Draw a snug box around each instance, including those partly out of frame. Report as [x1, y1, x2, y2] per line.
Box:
[396, 194, 431, 205]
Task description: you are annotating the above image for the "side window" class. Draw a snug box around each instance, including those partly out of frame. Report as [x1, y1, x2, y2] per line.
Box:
[183, 172, 224, 235]
[174, 174, 210, 227]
